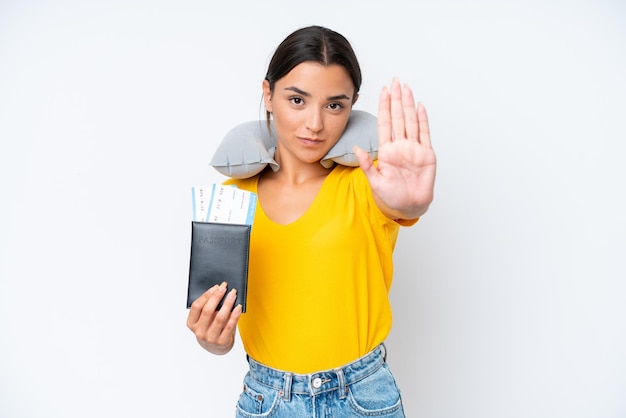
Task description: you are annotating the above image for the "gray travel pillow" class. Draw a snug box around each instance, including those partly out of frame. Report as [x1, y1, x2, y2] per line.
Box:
[210, 110, 378, 179]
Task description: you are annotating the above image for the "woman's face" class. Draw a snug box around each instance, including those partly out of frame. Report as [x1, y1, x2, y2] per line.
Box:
[263, 62, 356, 165]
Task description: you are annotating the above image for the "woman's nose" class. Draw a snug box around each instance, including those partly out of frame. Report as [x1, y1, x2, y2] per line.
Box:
[306, 109, 324, 133]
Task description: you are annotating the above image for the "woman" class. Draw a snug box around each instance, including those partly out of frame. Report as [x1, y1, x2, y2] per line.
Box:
[187, 25, 436, 417]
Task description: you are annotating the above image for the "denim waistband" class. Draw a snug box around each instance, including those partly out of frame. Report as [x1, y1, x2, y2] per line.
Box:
[246, 343, 387, 400]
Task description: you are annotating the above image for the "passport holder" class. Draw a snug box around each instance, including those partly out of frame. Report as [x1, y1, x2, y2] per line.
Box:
[187, 221, 251, 311]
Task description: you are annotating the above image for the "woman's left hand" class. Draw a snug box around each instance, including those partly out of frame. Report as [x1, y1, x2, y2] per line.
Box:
[354, 78, 437, 220]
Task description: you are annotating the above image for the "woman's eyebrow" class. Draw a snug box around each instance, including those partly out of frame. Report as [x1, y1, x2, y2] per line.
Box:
[327, 93, 351, 101]
[284, 86, 351, 101]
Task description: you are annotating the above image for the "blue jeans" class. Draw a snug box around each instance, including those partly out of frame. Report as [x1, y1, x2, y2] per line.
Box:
[235, 344, 405, 417]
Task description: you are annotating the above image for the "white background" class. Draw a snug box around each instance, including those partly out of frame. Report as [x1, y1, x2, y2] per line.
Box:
[1, 1, 625, 417]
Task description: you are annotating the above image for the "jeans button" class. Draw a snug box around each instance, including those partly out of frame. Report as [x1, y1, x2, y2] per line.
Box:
[312, 377, 322, 389]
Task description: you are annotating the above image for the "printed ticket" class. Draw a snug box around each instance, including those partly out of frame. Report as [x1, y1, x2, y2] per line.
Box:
[192, 185, 257, 225]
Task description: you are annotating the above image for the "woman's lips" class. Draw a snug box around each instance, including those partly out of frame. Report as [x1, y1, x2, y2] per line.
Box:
[298, 137, 324, 145]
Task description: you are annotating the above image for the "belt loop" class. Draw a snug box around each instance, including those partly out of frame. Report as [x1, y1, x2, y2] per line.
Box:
[282, 372, 292, 402]
[335, 368, 347, 400]
[380, 343, 387, 362]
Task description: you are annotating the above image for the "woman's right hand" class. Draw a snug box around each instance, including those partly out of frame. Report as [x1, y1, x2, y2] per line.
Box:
[186, 282, 243, 355]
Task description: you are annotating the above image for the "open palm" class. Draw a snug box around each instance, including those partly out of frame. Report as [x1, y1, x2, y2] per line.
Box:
[355, 78, 436, 220]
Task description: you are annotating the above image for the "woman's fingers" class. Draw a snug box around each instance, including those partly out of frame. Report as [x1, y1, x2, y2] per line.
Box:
[185, 282, 242, 355]
[187, 284, 219, 329]
[219, 303, 243, 342]
[205, 288, 239, 341]
[390, 78, 406, 141]
[377, 86, 392, 148]
[402, 84, 418, 141]
[417, 102, 432, 148]
[378, 78, 421, 144]
[187, 282, 237, 333]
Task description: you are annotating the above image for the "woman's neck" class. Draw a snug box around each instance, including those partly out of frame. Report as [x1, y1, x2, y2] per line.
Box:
[269, 148, 332, 186]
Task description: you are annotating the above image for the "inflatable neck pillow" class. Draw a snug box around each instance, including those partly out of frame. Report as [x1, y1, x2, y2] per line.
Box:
[210, 110, 378, 179]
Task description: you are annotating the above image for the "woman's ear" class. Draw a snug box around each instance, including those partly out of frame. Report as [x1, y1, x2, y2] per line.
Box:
[262, 79, 272, 112]
[352, 92, 359, 106]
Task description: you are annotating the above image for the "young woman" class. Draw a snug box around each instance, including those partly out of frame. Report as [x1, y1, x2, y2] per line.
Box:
[187, 25, 436, 417]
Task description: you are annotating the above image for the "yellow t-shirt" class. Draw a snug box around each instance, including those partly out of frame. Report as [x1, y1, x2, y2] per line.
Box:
[225, 165, 415, 373]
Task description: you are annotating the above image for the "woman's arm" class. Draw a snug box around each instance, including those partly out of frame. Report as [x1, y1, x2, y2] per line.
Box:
[354, 78, 436, 221]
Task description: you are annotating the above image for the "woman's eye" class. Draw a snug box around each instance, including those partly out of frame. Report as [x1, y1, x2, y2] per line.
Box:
[328, 103, 344, 110]
[290, 97, 304, 105]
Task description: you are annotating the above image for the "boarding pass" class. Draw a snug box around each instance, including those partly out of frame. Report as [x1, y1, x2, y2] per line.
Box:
[191, 185, 257, 225]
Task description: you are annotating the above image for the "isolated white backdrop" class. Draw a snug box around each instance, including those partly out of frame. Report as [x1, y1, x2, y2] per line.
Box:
[1, 1, 625, 417]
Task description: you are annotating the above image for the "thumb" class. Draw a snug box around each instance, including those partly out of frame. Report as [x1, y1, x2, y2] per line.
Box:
[353, 146, 378, 179]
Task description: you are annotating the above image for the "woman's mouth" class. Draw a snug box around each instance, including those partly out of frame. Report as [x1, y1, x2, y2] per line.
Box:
[298, 137, 324, 146]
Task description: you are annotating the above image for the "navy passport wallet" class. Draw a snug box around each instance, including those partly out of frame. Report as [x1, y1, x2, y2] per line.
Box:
[187, 221, 251, 311]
